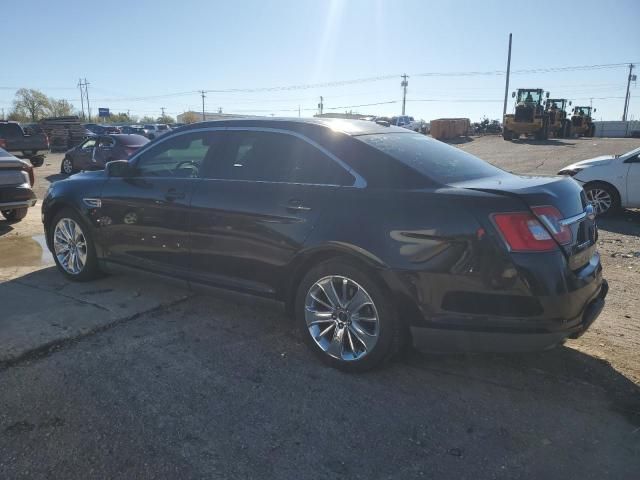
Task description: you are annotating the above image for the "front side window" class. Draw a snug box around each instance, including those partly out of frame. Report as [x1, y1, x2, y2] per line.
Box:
[134, 132, 216, 178]
[206, 131, 353, 185]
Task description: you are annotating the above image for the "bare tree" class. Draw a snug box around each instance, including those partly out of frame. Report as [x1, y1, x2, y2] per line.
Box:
[47, 98, 75, 117]
[13, 88, 51, 121]
[180, 111, 201, 124]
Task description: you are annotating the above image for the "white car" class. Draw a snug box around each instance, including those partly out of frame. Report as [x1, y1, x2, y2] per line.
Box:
[143, 124, 171, 140]
[558, 146, 640, 216]
[390, 115, 422, 132]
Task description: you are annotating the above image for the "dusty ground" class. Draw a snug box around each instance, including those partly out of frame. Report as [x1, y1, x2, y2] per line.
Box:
[0, 137, 639, 479]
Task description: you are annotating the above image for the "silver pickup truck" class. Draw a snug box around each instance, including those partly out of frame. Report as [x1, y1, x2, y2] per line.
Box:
[0, 147, 36, 222]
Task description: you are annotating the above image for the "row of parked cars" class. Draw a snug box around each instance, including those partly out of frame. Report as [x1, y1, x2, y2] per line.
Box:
[84, 123, 181, 140]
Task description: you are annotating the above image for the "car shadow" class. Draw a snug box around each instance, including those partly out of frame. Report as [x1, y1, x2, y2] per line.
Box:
[45, 173, 67, 183]
[0, 220, 15, 237]
[512, 138, 576, 147]
[597, 209, 640, 236]
[398, 344, 640, 427]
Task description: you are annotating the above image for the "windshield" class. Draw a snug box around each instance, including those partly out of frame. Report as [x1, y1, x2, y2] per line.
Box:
[574, 107, 591, 116]
[357, 132, 504, 184]
[517, 90, 542, 103]
[547, 99, 565, 109]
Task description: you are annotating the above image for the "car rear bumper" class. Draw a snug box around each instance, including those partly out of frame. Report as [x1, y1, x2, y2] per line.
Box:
[409, 278, 608, 353]
[0, 185, 37, 209]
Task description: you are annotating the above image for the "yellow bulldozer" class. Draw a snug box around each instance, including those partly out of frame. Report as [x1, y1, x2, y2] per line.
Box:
[571, 106, 596, 137]
[545, 98, 572, 138]
[503, 88, 550, 141]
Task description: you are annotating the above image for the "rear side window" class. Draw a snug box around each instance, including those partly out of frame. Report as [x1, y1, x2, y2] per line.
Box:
[357, 133, 504, 184]
[0, 123, 23, 137]
[208, 131, 354, 185]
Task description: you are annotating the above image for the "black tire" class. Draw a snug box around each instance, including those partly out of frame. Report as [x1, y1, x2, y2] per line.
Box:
[295, 257, 402, 372]
[588, 125, 596, 137]
[47, 208, 102, 281]
[1, 207, 28, 223]
[502, 129, 512, 141]
[584, 182, 620, 217]
[30, 156, 44, 167]
[61, 156, 75, 175]
[563, 121, 571, 138]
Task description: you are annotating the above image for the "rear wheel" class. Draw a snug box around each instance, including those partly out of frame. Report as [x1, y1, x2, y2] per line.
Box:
[588, 125, 596, 137]
[295, 258, 402, 372]
[48, 208, 101, 281]
[585, 182, 620, 216]
[2, 207, 28, 223]
[502, 128, 512, 141]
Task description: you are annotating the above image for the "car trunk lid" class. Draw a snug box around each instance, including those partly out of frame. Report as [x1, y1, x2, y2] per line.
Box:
[451, 173, 597, 270]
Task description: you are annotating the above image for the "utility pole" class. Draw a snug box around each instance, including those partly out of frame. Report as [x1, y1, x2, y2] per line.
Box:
[1, 108, 4, 120]
[84, 78, 91, 122]
[200, 90, 206, 121]
[218, 107, 222, 114]
[77, 78, 86, 120]
[161, 107, 166, 117]
[318, 96, 324, 115]
[502, 33, 513, 118]
[298, 105, 301, 118]
[401, 74, 409, 115]
[622, 63, 636, 121]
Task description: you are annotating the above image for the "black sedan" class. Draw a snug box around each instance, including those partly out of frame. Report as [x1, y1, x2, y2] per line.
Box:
[42, 118, 607, 371]
[61, 134, 149, 174]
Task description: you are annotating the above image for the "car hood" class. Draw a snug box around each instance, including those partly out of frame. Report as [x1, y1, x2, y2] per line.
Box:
[563, 155, 615, 170]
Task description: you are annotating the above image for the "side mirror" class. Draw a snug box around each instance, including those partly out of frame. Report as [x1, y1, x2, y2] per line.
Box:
[593, 108, 597, 113]
[511, 91, 516, 98]
[546, 92, 550, 98]
[569, 101, 572, 106]
[106, 159, 134, 177]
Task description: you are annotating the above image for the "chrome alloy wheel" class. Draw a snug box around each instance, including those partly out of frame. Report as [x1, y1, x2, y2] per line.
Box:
[305, 275, 380, 361]
[586, 188, 612, 215]
[53, 218, 88, 275]
[62, 158, 73, 174]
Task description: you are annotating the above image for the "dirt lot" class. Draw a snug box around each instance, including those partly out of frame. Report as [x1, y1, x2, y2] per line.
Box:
[0, 136, 639, 479]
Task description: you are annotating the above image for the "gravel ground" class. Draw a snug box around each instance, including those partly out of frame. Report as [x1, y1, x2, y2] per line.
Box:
[0, 137, 638, 479]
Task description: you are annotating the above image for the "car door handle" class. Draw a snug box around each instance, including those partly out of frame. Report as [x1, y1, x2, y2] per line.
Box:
[284, 199, 311, 212]
[165, 189, 185, 201]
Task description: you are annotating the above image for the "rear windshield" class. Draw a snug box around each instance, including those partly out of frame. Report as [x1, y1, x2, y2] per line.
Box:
[117, 135, 149, 146]
[357, 133, 504, 184]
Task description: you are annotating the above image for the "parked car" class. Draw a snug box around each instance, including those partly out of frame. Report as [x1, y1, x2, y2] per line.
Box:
[43, 118, 607, 371]
[558, 146, 640, 216]
[0, 147, 36, 223]
[84, 124, 121, 135]
[143, 124, 171, 139]
[121, 125, 147, 135]
[389, 115, 422, 132]
[0, 121, 49, 167]
[60, 134, 149, 174]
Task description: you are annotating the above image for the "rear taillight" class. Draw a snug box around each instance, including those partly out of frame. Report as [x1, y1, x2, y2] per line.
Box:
[44, 134, 50, 147]
[0, 138, 6, 149]
[22, 165, 35, 186]
[124, 147, 137, 157]
[492, 206, 571, 252]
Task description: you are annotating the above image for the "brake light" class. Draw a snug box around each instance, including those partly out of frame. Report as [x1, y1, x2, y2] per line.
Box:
[0, 138, 6, 149]
[22, 164, 35, 186]
[124, 147, 137, 157]
[492, 206, 571, 252]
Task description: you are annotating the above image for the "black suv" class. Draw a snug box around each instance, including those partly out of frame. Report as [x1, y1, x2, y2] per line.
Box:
[42, 118, 607, 371]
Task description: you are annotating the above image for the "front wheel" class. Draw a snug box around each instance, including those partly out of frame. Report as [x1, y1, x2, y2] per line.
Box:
[48, 208, 102, 281]
[2, 207, 28, 223]
[585, 182, 620, 217]
[295, 258, 402, 372]
[61, 157, 75, 175]
[502, 128, 512, 140]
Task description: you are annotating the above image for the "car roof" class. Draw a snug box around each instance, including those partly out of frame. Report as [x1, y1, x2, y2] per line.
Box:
[179, 117, 410, 136]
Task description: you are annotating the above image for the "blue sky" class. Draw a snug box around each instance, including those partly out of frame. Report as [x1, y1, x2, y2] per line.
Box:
[2, 0, 639, 122]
